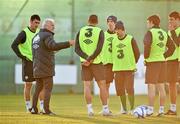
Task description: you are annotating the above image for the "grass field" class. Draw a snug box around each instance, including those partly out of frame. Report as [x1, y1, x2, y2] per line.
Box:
[0, 94, 180, 124]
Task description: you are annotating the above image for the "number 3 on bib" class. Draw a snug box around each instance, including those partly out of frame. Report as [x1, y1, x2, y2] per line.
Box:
[117, 49, 124, 59]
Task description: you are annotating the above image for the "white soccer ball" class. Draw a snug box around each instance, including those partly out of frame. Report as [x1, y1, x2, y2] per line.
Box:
[133, 105, 148, 118]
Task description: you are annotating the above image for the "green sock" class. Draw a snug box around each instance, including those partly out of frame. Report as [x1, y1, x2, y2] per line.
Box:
[120, 95, 127, 111]
[128, 95, 134, 110]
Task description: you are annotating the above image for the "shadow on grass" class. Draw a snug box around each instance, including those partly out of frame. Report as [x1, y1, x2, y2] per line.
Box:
[50, 114, 180, 124]
[45, 114, 121, 124]
[1, 113, 179, 124]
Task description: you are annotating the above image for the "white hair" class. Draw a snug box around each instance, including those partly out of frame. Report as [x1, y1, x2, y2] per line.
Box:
[41, 18, 55, 28]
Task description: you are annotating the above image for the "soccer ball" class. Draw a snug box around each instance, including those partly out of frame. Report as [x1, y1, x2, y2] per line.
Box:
[133, 105, 148, 118]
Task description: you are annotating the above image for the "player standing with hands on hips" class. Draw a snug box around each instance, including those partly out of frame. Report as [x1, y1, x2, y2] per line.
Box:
[11, 14, 44, 112]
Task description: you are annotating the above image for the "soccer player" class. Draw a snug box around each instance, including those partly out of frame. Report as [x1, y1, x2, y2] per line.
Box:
[165, 11, 180, 115]
[75, 15, 111, 116]
[11, 14, 44, 112]
[112, 21, 140, 114]
[144, 15, 175, 116]
[102, 15, 117, 100]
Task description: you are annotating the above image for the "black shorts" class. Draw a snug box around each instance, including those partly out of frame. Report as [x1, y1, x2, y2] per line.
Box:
[104, 64, 114, 83]
[22, 59, 35, 82]
[81, 64, 105, 81]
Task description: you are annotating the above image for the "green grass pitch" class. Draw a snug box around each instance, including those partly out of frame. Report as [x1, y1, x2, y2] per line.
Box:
[0, 94, 180, 124]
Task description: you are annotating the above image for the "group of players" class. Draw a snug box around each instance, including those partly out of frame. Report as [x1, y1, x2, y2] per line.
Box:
[11, 11, 179, 116]
[75, 11, 179, 117]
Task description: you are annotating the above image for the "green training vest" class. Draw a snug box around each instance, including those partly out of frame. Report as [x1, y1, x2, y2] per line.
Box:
[102, 31, 117, 64]
[79, 25, 102, 64]
[18, 27, 39, 61]
[166, 29, 178, 61]
[145, 28, 168, 62]
[112, 34, 136, 71]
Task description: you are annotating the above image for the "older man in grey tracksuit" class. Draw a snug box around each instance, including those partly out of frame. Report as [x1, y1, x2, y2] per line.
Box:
[30, 18, 74, 115]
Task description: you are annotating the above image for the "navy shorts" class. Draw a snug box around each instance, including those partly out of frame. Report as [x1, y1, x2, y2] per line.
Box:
[22, 59, 35, 82]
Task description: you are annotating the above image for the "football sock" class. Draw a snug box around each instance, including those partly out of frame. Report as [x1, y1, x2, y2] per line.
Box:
[147, 106, 154, 114]
[170, 104, 176, 112]
[25, 101, 31, 110]
[159, 106, 164, 113]
[102, 105, 109, 112]
[120, 95, 127, 111]
[87, 104, 93, 113]
[128, 95, 134, 110]
[39, 100, 44, 111]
